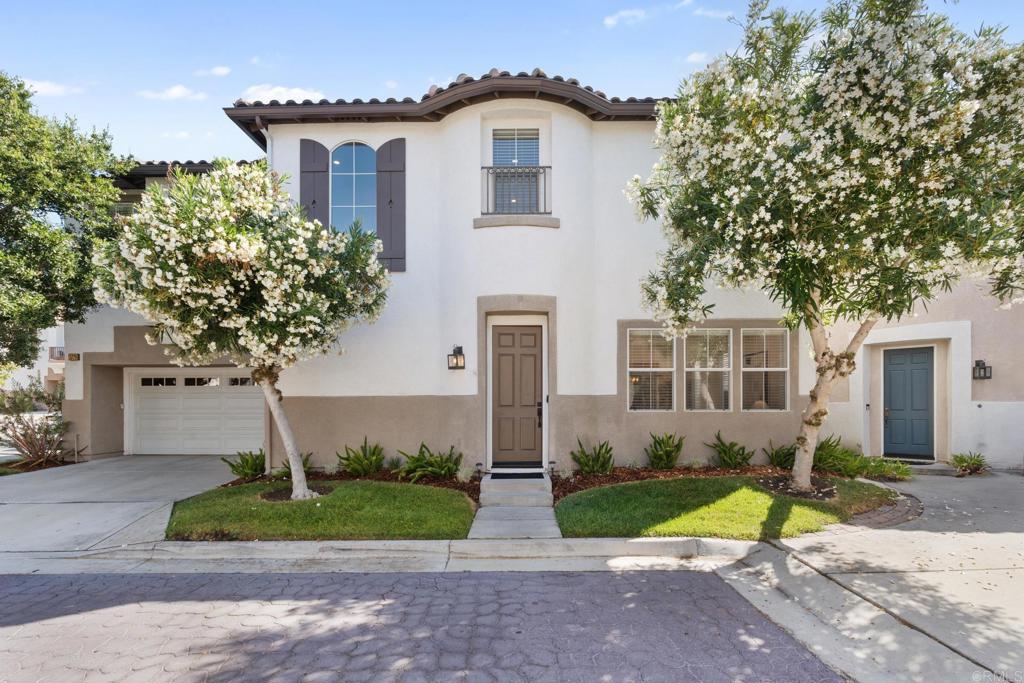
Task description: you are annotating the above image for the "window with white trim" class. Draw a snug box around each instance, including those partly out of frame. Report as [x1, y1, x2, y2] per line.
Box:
[741, 329, 789, 411]
[684, 329, 731, 411]
[627, 329, 675, 411]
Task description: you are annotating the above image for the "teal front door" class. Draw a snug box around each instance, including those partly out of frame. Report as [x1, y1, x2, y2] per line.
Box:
[883, 347, 934, 459]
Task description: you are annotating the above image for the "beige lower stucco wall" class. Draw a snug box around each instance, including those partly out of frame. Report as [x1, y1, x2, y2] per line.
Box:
[271, 315, 807, 471]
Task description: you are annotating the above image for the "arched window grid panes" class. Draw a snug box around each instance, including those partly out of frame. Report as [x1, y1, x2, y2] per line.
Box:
[330, 142, 376, 233]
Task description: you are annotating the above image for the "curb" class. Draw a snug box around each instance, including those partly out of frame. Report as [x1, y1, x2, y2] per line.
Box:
[0, 536, 762, 574]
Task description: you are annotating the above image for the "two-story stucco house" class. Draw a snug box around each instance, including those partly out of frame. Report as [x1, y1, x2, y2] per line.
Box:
[63, 69, 1024, 472]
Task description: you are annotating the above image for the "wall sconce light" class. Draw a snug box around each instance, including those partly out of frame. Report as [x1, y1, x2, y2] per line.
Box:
[972, 360, 992, 380]
[447, 345, 465, 370]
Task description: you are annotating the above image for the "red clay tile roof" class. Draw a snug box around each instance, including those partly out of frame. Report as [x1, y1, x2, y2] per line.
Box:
[225, 68, 665, 150]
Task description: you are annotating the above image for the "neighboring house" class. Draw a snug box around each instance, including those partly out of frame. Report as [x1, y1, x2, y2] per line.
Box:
[4, 326, 65, 394]
[63, 69, 1024, 470]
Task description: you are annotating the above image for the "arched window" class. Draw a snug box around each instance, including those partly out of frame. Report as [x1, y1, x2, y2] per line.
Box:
[330, 142, 376, 232]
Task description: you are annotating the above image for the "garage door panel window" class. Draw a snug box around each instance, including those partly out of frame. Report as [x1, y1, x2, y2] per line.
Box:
[741, 329, 789, 411]
[229, 377, 254, 387]
[140, 377, 176, 387]
[684, 329, 731, 411]
[184, 377, 220, 387]
[627, 329, 675, 412]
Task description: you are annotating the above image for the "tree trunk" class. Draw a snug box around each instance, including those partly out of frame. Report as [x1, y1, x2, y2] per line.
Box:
[256, 373, 317, 500]
[791, 310, 879, 491]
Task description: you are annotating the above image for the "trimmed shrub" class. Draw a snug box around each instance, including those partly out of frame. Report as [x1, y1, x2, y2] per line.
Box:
[221, 449, 266, 478]
[274, 452, 314, 480]
[706, 432, 754, 468]
[644, 432, 684, 470]
[396, 444, 462, 482]
[812, 435, 863, 477]
[862, 457, 912, 481]
[951, 451, 988, 475]
[384, 456, 403, 472]
[762, 441, 797, 469]
[571, 438, 615, 475]
[337, 437, 385, 476]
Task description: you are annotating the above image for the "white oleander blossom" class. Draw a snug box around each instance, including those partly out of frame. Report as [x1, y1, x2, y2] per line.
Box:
[93, 159, 390, 371]
[628, 0, 1024, 337]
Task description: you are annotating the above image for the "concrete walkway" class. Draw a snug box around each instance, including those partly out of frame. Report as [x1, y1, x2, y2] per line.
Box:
[0, 455, 233, 552]
[774, 473, 1024, 677]
[469, 474, 561, 539]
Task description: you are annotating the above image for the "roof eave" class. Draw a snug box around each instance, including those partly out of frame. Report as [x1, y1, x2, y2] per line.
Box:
[224, 76, 663, 151]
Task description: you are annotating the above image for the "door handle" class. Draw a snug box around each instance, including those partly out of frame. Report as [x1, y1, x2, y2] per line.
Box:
[884, 408, 890, 426]
[537, 401, 543, 429]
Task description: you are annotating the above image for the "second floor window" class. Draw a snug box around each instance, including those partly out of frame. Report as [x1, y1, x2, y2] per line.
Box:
[331, 142, 376, 233]
[484, 129, 548, 215]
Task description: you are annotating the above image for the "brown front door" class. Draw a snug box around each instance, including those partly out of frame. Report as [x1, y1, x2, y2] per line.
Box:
[492, 325, 543, 467]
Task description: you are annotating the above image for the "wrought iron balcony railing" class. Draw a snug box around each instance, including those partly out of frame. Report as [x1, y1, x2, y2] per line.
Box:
[49, 346, 66, 361]
[481, 166, 551, 215]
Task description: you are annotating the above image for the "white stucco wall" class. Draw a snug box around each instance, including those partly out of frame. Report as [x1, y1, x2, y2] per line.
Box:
[267, 99, 782, 397]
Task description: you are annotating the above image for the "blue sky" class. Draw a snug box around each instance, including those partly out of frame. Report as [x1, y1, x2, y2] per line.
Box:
[3, 1, 1021, 162]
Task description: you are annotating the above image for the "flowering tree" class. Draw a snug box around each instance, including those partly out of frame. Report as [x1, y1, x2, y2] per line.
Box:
[629, 0, 1024, 490]
[95, 160, 389, 499]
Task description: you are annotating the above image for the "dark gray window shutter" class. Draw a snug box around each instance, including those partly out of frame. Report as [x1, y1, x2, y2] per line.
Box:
[299, 139, 329, 228]
[376, 138, 406, 272]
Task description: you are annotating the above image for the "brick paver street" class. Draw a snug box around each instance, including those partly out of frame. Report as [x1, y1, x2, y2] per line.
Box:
[0, 571, 840, 683]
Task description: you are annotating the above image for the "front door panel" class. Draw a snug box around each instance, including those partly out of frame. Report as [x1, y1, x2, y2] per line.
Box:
[883, 347, 934, 458]
[492, 325, 543, 466]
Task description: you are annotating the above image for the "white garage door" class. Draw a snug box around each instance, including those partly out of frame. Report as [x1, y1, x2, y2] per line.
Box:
[128, 369, 264, 455]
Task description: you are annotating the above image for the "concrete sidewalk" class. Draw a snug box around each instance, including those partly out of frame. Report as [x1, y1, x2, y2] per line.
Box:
[774, 473, 1024, 679]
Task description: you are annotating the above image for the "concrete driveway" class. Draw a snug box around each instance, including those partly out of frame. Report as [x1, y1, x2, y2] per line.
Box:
[0, 456, 232, 552]
[778, 472, 1024, 676]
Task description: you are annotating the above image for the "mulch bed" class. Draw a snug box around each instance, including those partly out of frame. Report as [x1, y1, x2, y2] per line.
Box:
[1, 459, 72, 473]
[226, 470, 482, 505]
[551, 465, 789, 503]
[755, 474, 838, 500]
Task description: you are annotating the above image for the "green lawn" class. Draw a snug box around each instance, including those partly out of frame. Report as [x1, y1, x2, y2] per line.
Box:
[166, 480, 476, 541]
[555, 476, 896, 540]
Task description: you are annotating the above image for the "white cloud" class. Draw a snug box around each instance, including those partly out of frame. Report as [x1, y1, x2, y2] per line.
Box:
[603, 8, 647, 28]
[161, 131, 191, 140]
[240, 84, 325, 102]
[138, 84, 207, 101]
[685, 51, 708, 64]
[384, 80, 399, 90]
[23, 79, 83, 97]
[694, 6, 734, 19]
[195, 65, 231, 77]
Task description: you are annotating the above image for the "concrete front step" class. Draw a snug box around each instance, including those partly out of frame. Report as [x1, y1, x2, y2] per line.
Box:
[480, 473, 552, 494]
[467, 506, 561, 539]
[479, 490, 553, 507]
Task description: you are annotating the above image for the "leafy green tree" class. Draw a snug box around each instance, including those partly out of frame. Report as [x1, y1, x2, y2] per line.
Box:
[95, 160, 390, 499]
[0, 72, 130, 367]
[629, 0, 1024, 489]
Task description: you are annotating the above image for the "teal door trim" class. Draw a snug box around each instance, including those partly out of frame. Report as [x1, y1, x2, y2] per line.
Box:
[882, 346, 935, 459]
